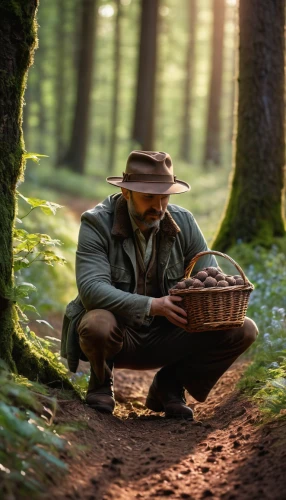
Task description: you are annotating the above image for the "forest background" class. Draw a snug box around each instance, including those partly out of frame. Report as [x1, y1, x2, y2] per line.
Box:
[0, 0, 286, 497]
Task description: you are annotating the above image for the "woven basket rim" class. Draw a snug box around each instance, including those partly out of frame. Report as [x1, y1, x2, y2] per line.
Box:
[169, 282, 254, 295]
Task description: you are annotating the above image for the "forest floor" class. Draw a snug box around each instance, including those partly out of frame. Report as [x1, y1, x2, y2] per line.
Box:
[48, 364, 286, 500]
[43, 195, 286, 500]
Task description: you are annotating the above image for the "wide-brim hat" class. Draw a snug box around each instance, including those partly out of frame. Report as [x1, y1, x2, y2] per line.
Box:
[106, 150, 190, 195]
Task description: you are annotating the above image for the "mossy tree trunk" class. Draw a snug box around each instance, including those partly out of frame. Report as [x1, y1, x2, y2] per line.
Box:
[213, 0, 285, 251]
[0, 0, 39, 370]
[0, 1, 75, 389]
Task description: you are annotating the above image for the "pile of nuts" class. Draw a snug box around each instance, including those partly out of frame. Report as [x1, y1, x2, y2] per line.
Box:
[172, 266, 245, 290]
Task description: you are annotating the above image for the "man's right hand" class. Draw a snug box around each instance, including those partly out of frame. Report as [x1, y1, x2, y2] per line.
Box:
[150, 295, 188, 328]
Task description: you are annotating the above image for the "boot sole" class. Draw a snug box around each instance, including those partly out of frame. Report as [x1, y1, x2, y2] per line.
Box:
[86, 402, 114, 414]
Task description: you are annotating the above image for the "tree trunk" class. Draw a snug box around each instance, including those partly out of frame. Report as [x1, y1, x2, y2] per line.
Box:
[179, 0, 197, 163]
[62, 0, 98, 174]
[0, 1, 40, 370]
[55, 0, 67, 166]
[132, 0, 159, 151]
[107, 0, 122, 174]
[203, 0, 226, 167]
[227, 3, 237, 142]
[0, 1, 76, 389]
[213, 0, 285, 250]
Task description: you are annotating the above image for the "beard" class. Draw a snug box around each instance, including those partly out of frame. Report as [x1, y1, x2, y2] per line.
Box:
[129, 197, 165, 229]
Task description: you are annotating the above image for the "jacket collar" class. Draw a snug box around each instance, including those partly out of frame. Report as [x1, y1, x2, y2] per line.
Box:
[111, 195, 180, 239]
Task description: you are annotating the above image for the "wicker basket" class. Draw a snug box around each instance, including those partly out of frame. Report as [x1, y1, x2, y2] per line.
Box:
[169, 250, 254, 333]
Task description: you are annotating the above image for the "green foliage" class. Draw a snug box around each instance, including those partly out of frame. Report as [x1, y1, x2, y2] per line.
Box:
[0, 361, 69, 498]
[233, 243, 286, 417]
[12, 170, 78, 319]
[15, 183, 78, 315]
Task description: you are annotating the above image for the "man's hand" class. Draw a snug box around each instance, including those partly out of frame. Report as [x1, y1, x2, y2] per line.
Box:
[150, 296, 188, 328]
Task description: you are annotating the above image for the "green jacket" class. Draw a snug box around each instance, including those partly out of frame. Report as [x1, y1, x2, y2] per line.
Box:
[61, 193, 216, 371]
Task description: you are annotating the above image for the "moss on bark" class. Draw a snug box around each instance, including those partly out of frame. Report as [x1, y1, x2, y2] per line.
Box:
[213, 0, 285, 251]
[0, 1, 77, 391]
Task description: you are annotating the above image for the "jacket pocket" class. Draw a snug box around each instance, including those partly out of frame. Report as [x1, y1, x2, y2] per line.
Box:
[110, 266, 132, 292]
[166, 261, 185, 289]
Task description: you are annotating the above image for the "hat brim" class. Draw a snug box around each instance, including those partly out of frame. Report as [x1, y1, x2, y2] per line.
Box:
[106, 177, 191, 195]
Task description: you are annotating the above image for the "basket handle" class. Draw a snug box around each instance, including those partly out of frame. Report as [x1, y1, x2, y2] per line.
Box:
[185, 250, 248, 284]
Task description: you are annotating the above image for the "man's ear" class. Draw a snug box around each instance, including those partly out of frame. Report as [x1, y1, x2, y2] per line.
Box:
[121, 187, 130, 201]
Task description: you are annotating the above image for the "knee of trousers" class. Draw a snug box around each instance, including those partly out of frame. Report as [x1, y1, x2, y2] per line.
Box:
[77, 309, 120, 349]
[242, 317, 259, 348]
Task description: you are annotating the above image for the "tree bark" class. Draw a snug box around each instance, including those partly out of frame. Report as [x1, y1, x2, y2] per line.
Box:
[0, 1, 76, 389]
[62, 0, 98, 174]
[0, 0, 40, 370]
[179, 0, 197, 163]
[107, 0, 122, 174]
[203, 0, 226, 167]
[213, 0, 285, 250]
[132, 0, 159, 151]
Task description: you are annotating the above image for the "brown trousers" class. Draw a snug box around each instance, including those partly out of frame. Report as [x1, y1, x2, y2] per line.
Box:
[78, 310, 258, 402]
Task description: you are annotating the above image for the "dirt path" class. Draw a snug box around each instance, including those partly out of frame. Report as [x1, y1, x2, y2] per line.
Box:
[46, 196, 285, 500]
[50, 363, 285, 500]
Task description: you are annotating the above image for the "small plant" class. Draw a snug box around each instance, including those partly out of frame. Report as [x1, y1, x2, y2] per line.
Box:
[0, 360, 70, 498]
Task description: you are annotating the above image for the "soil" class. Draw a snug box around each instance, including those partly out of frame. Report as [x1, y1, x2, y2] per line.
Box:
[46, 362, 286, 500]
[45, 196, 286, 500]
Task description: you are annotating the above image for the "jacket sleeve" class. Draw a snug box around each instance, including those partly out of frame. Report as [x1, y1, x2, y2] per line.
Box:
[183, 212, 218, 273]
[76, 218, 150, 328]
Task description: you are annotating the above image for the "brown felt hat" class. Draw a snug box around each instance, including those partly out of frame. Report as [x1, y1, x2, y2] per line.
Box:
[106, 150, 190, 195]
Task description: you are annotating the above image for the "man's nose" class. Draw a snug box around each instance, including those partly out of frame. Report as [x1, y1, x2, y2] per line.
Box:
[152, 198, 162, 211]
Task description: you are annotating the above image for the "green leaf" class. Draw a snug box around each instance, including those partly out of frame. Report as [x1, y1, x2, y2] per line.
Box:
[33, 447, 68, 470]
[13, 228, 29, 240]
[22, 304, 40, 316]
[13, 258, 30, 272]
[17, 193, 63, 215]
[36, 320, 54, 330]
[7, 282, 37, 301]
[23, 152, 49, 163]
[271, 377, 286, 390]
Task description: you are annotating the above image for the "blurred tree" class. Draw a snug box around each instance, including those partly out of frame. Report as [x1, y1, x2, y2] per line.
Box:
[55, 0, 67, 166]
[213, 0, 285, 250]
[62, 0, 98, 174]
[203, 0, 226, 167]
[108, 0, 122, 174]
[179, 0, 197, 163]
[132, 0, 159, 151]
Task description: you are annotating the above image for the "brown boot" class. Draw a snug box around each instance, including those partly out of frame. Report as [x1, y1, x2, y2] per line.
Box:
[86, 366, 115, 414]
[146, 372, 194, 420]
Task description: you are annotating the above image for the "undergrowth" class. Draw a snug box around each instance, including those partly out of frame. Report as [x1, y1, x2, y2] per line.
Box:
[231, 243, 286, 418]
[0, 360, 71, 499]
